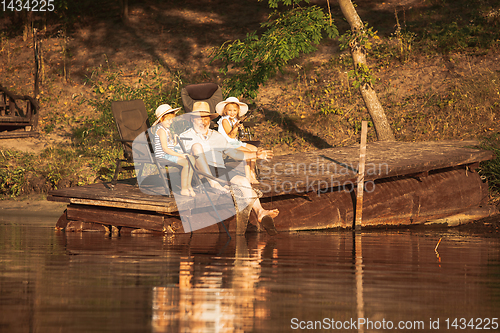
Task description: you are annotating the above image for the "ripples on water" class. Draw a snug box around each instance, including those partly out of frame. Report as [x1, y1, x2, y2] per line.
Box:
[0, 210, 499, 332]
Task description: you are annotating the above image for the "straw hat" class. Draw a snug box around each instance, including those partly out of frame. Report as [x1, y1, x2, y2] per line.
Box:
[153, 104, 181, 125]
[215, 97, 248, 117]
[189, 101, 218, 119]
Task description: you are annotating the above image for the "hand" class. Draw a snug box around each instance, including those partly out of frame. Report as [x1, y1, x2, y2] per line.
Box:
[257, 149, 273, 161]
[184, 154, 196, 164]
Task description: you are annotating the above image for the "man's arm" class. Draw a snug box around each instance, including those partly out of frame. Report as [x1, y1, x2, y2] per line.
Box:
[224, 147, 273, 161]
[224, 148, 246, 161]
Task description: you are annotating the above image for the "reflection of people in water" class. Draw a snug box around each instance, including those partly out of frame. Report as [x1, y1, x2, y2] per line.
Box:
[151, 237, 270, 333]
[180, 102, 279, 235]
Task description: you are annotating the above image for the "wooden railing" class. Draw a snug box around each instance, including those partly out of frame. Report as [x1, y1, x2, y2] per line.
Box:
[0, 84, 39, 137]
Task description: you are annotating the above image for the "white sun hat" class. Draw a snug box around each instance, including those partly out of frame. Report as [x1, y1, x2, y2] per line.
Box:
[152, 104, 181, 125]
[215, 97, 248, 117]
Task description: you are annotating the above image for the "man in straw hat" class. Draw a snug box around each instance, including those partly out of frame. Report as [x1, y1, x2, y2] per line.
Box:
[180, 101, 279, 234]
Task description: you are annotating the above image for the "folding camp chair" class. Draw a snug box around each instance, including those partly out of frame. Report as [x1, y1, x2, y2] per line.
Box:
[181, 82, 222, 115]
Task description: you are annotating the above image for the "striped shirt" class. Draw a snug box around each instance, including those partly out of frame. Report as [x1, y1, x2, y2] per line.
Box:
[154, 124, 176, 159]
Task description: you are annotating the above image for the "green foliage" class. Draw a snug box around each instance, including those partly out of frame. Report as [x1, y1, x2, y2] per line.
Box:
[392, 11, 417, 63]
[319, 104, 344, 116]
[352, 119, 373, 134]
[0, 148, 86, 196]
[411, 0, 500, 53]
[268, 0, 309, 8]
[348, 63, 375, 89]
[338, 23, 378, 89]
[44, 123, 56, 134]
[75, 66, 184, 181]
[479, 136, 500, 198]
[211, 4, 338, 98]
[339, 23, 379, 52]
[0, 150, 33, 197]
[424, 21, 477, 52]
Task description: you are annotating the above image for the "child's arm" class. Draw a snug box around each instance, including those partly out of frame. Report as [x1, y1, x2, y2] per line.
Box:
[158, 129, 186, 158]
[222, 118, 242, 139]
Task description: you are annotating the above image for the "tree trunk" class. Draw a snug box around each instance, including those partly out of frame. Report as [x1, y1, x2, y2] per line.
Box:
[337, 0, 395, 141]
[23, 12, 33, 41]
[120, 0, 129, 24]
[33, 28, 40, 98]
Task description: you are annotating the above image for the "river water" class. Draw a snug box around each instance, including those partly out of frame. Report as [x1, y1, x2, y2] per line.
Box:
[1, 206, 499, 333]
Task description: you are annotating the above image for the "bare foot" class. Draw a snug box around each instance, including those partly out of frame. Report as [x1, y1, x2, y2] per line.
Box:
[257, 209, 279, 223]
[209, 181, 229, 193]
[180, 189, 191, 197]
[257, 209, 279, 236]
[189, 188, 196, 197]
[249, 177, 260, 185]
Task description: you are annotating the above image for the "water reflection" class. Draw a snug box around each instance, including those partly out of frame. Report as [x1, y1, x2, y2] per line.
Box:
[152, 236, 266, 333]
[0, 216, 499, 332]
[355, 232, 365, 333]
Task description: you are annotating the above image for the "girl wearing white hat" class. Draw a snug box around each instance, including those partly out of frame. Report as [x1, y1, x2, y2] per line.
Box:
[153, 104, 196, 197]
[215, 97, 259, 184]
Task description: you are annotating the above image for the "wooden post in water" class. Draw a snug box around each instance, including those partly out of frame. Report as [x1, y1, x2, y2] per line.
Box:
[355, 121, 368, 230]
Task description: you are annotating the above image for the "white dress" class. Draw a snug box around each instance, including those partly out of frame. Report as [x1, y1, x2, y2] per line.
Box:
[217, 116, 247, 148]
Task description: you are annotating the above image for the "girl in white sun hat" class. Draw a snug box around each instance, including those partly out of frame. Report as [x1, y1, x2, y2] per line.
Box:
[153, 104, 196, 197]
[216, 97, 259, 184]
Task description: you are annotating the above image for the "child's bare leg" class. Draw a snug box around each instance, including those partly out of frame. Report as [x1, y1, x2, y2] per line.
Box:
[177, 157, 191, 196]
[244, 161, 259, 185]
[186, 155, 196, 196]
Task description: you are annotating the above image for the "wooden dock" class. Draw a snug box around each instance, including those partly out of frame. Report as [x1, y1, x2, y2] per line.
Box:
[48, 140, 498, 234]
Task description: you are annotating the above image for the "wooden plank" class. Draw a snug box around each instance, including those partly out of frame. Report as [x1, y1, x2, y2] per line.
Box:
[49, 180, 238, 214]
[66, 205, 165, 231]
[46, 195, 71, 203]
[68, 198, 174, 213]
[0, 131, 38, 138]
[54, 166, 495, 233]
[255, 140, 493, 196]
[64, 204, 235, 234]
[0, 116, 32, 123]
[49, 182, 179, 210]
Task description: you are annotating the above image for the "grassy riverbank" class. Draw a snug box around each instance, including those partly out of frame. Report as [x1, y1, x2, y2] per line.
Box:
[0, 0, 499, 202]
